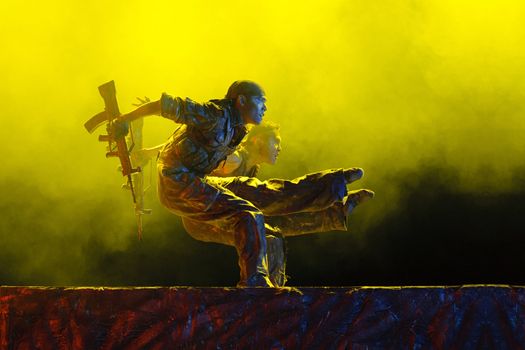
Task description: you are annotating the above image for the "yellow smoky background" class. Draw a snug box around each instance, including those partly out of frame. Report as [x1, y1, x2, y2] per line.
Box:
[1, 0, 525, 285]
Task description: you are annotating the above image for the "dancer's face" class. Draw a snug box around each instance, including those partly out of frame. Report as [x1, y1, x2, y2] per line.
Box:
[238, 95, 267, 125]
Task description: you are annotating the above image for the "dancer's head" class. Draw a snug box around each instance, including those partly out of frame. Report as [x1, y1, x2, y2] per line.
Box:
[226, 80, 267, 125]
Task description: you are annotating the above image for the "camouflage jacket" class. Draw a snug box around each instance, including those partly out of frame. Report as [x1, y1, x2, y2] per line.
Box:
[158, 94, 247, 177]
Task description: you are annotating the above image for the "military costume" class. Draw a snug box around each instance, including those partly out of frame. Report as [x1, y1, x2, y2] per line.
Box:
[157, 93, 354, 287]
[182, 145, 350, 286]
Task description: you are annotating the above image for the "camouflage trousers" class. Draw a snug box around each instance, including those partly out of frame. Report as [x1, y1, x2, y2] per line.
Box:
[158, 166, 349, 287]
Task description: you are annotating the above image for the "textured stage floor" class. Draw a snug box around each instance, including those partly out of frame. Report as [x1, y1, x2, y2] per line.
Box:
[1, 285, 524, 349]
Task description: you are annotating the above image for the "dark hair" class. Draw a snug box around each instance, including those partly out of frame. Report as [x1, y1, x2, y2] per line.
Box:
[244, 122, 280, 146]
[226, 80, 265, 99]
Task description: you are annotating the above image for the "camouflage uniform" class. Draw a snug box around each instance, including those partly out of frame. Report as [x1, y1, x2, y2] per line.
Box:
[183, 149, 349, 286]
[157, 93, 349, 287]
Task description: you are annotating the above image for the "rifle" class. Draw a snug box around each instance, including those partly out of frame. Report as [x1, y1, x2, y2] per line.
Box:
[84, 80, 151, 239]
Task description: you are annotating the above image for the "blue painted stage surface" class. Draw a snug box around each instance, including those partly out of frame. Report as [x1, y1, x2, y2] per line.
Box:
[1, 285, 524, 349]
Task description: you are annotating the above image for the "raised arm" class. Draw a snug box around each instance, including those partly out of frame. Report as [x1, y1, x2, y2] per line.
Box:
[159, 93, 220, 128]
[117, 93, 220, 131]
[119, 100, 162, 122]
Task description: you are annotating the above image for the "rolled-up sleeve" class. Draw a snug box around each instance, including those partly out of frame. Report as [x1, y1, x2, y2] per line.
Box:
[160, 93, 217, 128]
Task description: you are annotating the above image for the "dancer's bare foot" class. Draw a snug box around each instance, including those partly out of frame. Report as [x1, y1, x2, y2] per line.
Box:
[238, 273, 275, 288]
[344, 189, 375, 216]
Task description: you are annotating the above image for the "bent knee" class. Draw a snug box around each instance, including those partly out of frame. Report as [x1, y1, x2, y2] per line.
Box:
[234, 210, 264, 227]
[233, 211, 267, 248]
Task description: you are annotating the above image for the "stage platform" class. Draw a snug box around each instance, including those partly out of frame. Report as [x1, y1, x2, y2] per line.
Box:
[1, 285, 524, 349]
